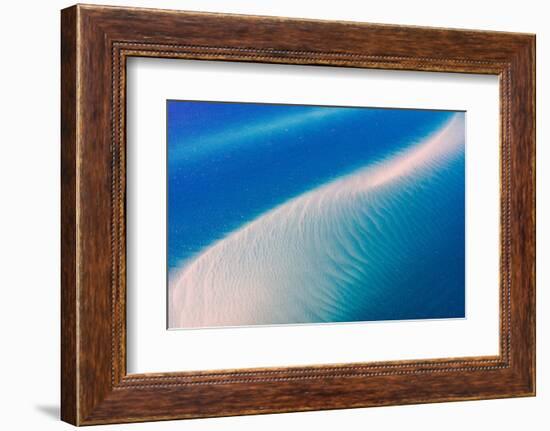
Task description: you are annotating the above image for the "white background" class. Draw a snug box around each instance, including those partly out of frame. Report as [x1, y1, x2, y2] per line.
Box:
[0, 0, 547, 430]
[127, 59, 500, 373]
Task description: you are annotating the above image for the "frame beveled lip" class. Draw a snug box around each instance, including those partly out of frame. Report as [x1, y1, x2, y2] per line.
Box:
[61, 4, 535, 425]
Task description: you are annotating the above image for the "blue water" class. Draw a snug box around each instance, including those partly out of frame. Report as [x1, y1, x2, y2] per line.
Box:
[168, 103, 454, 264]
[167, 101, 465, 327]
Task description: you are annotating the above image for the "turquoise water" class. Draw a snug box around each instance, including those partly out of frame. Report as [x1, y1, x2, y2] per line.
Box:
[167, 101, 465, 328]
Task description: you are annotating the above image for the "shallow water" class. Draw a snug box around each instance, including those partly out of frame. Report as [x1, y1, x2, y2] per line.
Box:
[167, 102, 465, 329]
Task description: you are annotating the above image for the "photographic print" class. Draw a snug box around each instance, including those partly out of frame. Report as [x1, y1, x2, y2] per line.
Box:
[167, 101, 465, 329]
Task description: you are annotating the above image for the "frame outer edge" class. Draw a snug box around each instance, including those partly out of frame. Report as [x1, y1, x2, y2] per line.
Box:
[526, 34, 536, 396]
[531, 34, 536, 396]
[507, 34, 536, 396]
[523, 34, 536, 395]
[61, 5, 79, 426]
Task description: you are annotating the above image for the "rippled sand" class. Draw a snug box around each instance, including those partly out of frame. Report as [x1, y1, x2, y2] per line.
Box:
[169, 114, 465, 329]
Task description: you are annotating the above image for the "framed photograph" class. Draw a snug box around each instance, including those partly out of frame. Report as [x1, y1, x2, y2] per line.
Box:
[61, 4, 536, 425]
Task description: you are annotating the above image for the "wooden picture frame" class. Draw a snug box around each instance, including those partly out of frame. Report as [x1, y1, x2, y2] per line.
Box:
[61, 4, 535, 425]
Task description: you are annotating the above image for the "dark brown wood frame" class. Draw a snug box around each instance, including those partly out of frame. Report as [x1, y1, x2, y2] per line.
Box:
[61, 4, 536, 426]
